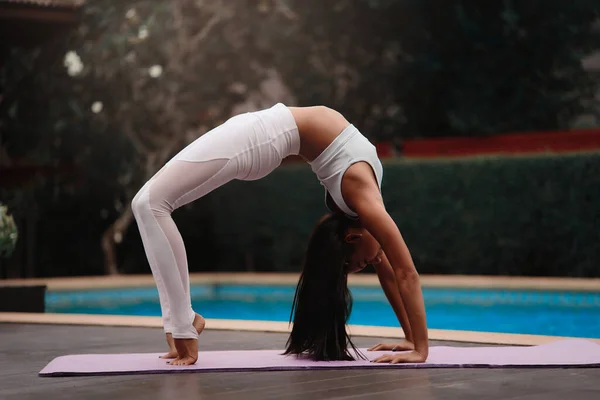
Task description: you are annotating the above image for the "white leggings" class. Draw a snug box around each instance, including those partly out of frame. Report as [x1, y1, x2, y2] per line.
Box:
[131, 104, 299, 339]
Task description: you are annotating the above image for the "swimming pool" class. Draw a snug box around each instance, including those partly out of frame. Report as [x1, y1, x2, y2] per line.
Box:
[46, 284, 600, 338]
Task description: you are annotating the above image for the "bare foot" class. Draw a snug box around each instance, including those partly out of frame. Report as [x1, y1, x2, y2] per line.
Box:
[161, 313, 206, 360]
[168, 338, 198, 366]
[159, 333, 178, 359]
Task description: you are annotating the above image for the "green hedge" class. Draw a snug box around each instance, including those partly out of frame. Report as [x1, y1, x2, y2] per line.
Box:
[207, 152, 600, 277]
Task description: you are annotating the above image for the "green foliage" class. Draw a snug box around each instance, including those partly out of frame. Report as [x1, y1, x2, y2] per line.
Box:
[381, 152, 600, 276]
[208, 152, 600, 277]
[0, 204, 18, 259]
[391, 0, 600, 138]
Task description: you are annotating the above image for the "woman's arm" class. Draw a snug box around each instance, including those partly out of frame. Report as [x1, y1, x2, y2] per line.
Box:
[370, 252, 414, 345]
[355, 198, 429, 362]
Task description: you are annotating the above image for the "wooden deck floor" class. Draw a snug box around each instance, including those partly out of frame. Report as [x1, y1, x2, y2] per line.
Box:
[1, 323, 599, 400]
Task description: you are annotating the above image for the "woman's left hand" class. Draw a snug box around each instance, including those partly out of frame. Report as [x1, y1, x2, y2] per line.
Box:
[372, 350, 427, 364]
[368, 339, 414, 352]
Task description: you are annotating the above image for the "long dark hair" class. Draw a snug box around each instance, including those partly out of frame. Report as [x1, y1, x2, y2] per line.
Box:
[284, 213, 364, 361]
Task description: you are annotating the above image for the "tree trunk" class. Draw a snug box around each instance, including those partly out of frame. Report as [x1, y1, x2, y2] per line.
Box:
[101, 206, 134, 275]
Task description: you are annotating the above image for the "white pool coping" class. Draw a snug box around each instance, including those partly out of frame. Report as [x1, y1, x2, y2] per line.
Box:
[1, 273, 599, 346]
[3, 272, 600, 291]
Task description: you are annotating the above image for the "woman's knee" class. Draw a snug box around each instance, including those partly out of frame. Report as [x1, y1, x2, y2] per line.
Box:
[131, 186, 149, 219]
[132, 182, 174, 219]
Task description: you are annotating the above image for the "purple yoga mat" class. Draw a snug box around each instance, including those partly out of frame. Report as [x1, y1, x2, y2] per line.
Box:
[39, 339, 600, 377]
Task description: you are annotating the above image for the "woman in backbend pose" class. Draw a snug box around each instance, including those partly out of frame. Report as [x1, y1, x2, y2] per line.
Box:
[132, 103, 429, 366]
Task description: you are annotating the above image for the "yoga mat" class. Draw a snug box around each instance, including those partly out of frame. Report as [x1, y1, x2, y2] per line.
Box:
[39, 339, 600, 377]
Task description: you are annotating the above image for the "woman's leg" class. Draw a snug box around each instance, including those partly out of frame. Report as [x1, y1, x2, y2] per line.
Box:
[132, 157, 237, 340]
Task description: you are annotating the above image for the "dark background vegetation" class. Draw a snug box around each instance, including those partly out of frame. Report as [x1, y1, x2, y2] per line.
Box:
[1, 0, 599, 277]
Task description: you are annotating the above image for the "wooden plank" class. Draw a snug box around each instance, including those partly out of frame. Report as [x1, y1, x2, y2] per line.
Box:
[0, 7, 80, 23]
[1, 324, 598, 400]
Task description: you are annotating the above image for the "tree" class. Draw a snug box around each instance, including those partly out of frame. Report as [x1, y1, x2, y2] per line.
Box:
[2, 0, 599, 276]
[392, 0, 600, 137]
[2, 0, 300, 274]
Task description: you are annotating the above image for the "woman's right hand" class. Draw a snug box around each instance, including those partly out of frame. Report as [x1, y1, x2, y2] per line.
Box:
[367, 339, 414, 352]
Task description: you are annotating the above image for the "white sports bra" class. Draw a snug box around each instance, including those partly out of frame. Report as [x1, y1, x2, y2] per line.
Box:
[308, 124, 383, 218]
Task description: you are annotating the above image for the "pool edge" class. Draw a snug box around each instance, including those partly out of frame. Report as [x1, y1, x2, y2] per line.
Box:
[1, 312, 598, 346]
[2, 273, 600, 291]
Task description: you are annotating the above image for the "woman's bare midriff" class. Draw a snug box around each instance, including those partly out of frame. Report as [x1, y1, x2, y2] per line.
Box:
[287, 106, 351, 162]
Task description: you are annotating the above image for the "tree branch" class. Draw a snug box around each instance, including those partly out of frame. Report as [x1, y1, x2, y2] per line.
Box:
[275, 0, 297, 20]
[188, 11, 222, 52]
[121, 119, 151, 154]
[170, 0, 190, 57]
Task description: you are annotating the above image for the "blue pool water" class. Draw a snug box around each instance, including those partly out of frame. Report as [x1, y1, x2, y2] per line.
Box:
[46, 284, 600, 338]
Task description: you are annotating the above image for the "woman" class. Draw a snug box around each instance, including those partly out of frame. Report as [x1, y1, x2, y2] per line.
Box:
[132, 103, 428, 366]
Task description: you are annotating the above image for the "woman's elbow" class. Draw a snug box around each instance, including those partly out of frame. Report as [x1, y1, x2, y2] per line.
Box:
[393, 265, 420, 282]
